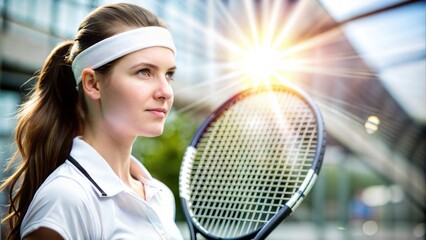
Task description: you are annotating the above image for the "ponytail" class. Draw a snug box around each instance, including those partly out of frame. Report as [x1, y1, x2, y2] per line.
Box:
[0, 40, 83, 240]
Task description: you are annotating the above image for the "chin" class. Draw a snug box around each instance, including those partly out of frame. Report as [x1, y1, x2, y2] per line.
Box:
[141, 129, 164, 137]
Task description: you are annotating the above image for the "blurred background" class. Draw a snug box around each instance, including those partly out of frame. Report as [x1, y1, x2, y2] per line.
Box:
[0, 0, 424, 239]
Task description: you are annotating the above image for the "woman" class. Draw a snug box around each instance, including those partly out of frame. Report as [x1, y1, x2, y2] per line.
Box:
[0, 3, 183, 240]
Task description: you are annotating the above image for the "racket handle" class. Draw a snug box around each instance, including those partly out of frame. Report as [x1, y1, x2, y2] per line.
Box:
[254, 206, 292, 240]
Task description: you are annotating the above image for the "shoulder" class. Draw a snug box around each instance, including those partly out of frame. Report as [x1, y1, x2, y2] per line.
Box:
[35, 163, 94, 205]
[35, 175, 91, 206]
[21, 164, 100, 239]
[24, 166, 95, 219]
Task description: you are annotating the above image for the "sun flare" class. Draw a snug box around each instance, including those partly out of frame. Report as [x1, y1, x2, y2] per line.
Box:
[240, 45, 282, 87]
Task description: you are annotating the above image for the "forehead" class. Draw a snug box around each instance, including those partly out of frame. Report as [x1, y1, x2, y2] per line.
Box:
[117, 46, 176, 68]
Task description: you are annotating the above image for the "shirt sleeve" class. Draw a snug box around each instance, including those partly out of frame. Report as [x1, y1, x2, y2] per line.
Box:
[21, 176, 98, 240]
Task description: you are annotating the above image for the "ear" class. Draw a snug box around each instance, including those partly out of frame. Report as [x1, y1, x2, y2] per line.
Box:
[81, 68, 101, 100]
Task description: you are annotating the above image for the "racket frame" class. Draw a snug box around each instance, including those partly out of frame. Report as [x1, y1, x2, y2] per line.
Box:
[179, 84, 326, 240]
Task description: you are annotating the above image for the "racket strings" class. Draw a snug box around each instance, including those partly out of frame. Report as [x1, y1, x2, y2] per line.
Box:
[188, 90, 317, 238]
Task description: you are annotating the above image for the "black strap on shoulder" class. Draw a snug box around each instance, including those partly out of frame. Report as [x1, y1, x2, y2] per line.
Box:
[68, 155, 107, 197]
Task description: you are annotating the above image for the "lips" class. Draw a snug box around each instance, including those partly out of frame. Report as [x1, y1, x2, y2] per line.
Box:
[146, 108, 167, 118]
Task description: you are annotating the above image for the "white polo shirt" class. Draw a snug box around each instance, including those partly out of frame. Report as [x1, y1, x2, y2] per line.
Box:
[21, 137, 183, 240]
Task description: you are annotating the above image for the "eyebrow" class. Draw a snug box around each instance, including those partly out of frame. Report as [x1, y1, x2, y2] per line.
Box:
[131, 62, 177, 71]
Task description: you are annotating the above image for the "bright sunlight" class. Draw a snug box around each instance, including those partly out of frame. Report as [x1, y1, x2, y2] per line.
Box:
[239, 45, 282, 87]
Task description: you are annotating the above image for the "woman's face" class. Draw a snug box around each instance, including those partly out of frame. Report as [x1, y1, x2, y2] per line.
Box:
[98, 46, 176, 138]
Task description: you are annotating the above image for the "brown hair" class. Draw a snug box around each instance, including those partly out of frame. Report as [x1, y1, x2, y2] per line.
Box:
[0, 3, 164, 239]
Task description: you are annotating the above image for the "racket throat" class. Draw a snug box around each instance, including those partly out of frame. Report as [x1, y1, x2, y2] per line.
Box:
[254, 206, 292, 240]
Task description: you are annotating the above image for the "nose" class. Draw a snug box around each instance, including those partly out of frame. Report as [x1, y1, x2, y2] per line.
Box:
[154, 77, 173, 101]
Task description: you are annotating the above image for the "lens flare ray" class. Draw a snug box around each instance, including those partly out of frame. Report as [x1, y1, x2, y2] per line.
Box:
[146, 0, 419, 136]
[271, 0, 311, 49]
[176, 78, 245, 114]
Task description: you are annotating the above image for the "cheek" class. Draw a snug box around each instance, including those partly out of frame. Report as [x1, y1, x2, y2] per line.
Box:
[102, 77, 142, 109]
[101, 86, 138, 125]
[103, 87, 127, 111]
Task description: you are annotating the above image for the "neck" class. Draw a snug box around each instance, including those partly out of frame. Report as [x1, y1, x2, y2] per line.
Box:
[82, 123, 136, 184]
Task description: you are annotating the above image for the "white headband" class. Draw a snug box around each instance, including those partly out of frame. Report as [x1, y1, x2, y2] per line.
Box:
[72, 26, 177, 85]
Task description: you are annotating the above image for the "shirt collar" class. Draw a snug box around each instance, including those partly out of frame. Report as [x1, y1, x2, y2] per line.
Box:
[68, 137, 161, 198]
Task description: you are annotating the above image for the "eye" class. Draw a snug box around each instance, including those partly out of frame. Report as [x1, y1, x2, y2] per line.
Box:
[137, 68, 151, 77]
[166, 71, 175, 81]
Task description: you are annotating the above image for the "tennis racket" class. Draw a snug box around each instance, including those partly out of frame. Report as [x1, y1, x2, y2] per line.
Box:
[179, 84, 326, 240]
